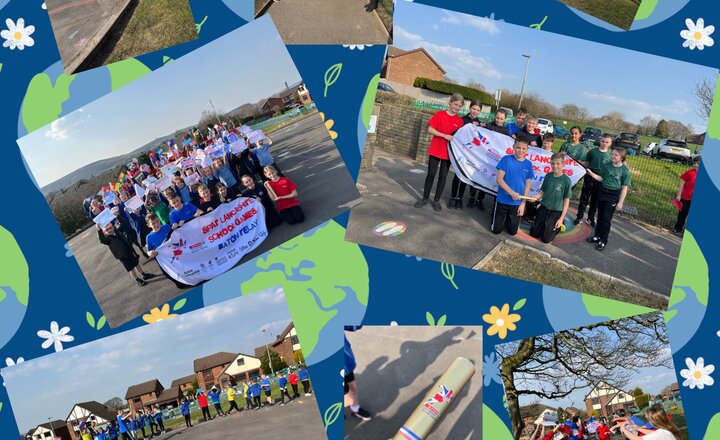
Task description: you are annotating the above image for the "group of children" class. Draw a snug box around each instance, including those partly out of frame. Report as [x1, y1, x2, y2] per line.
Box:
[415, 95, 633, 251]
[75, 406, 165, 440]
[89, 125, 306, 288]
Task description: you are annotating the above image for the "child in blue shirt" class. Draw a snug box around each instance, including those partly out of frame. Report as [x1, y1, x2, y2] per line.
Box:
[180, 397, 192, 428]
[491, 138, 534, 236]
[277, 372, 293, 405]
[167, 192, 203, 229]
[261, 374, 273, 406]
[251, 380, 262, 409]
[251, 137, 284, 182]
[208, 386, 225, 417]
[213, 157, 238, 190]
[173, 175, 196, 205]
[106, 421, 119, 440]
[298, 365, 312, 396]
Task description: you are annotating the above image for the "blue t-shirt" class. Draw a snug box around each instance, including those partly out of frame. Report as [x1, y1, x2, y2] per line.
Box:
[214, 165, 237, 188]
[208, 390, 221, 404]
[279, 377, 288, 388]
[496, 155, 534, 206]
[181, 401, 191, 415]
[169, 203, 198, 225]
[298, 368, 310, 380]
[176, 185, 192, 204]
[116, 416, 128, 433]
[146, 224, 172, 252]
[253, 143, 274, 167]
[107, 425, 119, 440]
[251, 384, 261, 397]
[153, 412, 163, 421]
[261, 378, 271, 391]
[507, 121, 523, 136]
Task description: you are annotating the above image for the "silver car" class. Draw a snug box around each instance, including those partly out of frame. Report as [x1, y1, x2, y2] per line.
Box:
[651, 139, 691, 162]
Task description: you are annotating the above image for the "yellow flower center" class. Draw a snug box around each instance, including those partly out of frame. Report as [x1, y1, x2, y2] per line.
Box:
[496, 318, 505, 327]
[13, 31, 22, 40]
[694, 370, 703, 379]
[694, 31, 702, 40]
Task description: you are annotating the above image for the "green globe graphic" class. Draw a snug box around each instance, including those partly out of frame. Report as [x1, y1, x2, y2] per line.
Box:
[0, 225, 29, 349]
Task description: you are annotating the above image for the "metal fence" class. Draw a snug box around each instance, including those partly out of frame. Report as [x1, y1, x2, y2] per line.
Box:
[251, 103, 316, 131]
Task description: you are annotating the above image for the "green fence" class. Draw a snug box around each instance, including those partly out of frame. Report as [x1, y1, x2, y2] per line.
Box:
[251, 103, 316, 131]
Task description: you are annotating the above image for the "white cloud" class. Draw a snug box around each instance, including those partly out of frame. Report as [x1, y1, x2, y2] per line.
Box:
[439, 11, 500, 34]
[45, 119, 67, 141]
[394, 26, 505, 81]
[582, 91, 693, 121]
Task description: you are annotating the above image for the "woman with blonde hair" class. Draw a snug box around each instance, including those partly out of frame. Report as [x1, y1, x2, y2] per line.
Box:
[613, 404, 681, 440]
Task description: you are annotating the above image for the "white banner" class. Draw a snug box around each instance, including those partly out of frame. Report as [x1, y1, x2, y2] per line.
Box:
[448, 124, 586, 195]
[155, 197, 268, 285]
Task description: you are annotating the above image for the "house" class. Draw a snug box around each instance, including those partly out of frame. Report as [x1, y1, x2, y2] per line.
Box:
[661, 382, 680, 400]
[584, 381, 636, 418]
[30, 420, 72, 440]
[381, 46, 446, 86]
[253, 321, 302, 370]
[259, 98, 286, 115]
[65, 401, 115, 440]
[297, 83, 312, 105]
[147, 386, 182, 410]
[222, 353, 263, 383]
[564, 407, 586, 418]
[125, 379, 164, 415]
[518, 403, 553, 439]
[171, 374, 197, 396]
[194, 352, 238, 391]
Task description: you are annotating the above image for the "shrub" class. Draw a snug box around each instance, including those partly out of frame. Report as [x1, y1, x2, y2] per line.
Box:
[413, 77, 494, 106]
[635, 393, 650, 408]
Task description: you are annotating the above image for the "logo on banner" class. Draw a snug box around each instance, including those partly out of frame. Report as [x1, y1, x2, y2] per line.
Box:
[422, 384, 454, 419]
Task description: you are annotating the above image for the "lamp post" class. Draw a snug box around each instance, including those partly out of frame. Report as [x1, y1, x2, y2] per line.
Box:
[517, 54, 532, 112]
[262, 329, 276, 375]
[47, 417, 56, 439]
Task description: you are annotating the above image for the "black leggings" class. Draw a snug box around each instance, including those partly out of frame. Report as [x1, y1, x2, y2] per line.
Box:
[674, 199, 691, 231]
[253, 396, 261, 407]
[279, 206, 305, 224]
[577, 174, 599, 220]
[291, 384, 299, 398]
[450, 175, 467, 199]
[422, 156, 450, 201]
[227, 400, 241, 413]
[184, 414, 192, 427]
[302, 379, 312, 394]
[594, 185, 621, 244]
[121, 433, 132, 440]
[201, 406, 211, 421]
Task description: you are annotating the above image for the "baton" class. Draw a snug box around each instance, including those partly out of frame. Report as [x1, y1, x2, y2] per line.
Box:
[393, 357, 475, 440]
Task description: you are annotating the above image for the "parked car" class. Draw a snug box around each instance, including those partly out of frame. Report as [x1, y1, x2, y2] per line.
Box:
[651, 139, 691, 162]
[690, 148, 702, 164]
[614, 132, 641, 152]
[537, 118, 554, 135]
[553, 124, 571, 140]
[642, 141, 657, 155]
[377, 82, 397, 93]
[580, 126, 603, 145]
[498, 107, 514, 117]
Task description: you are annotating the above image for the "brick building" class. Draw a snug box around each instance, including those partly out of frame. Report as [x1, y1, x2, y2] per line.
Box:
[125, 379, 164, 415]
[30, 420, 72, 440]
[518, 403, 553, 439]
[381, 46, 446, 86]
[148, 386, 182, 410]
[260, 97, 286, 114]
[194, 352, 237, 391]
[171, 374, 197, 396]
[65, 401, 115, 440]
[222, 353, 263, 383]
[584, 381, 636, 418]
[253, 321, 302, 371]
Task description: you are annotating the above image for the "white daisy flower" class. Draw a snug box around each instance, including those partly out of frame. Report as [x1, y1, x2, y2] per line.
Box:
[680, 357, 715, 389]
[37, 321, 74, 352]
[680, 18, 714, 50]
[342, 44, 372, 50]
[5, 357, 24, 367]
[1, 18, 35, 50]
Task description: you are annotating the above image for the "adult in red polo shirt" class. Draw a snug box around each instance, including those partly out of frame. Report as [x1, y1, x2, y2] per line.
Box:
[673, 155, 700, 233]
[414, 94, 465, 211]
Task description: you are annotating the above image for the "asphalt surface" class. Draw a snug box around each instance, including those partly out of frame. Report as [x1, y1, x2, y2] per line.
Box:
[345, 148, 681, 297]
[344, 326, 483, 440]
[46, 0, 132, 73]
[69, 114, 361, 328]
[260, 0, 391, 44]
[162, 394, 325, 439]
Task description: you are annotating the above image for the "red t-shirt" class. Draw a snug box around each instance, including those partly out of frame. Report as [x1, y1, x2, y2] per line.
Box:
[427, 111, 464, 160]
[289, 372, 299, 384]
[198, 395, 208, 407]
[268, 177, 300, 211]
[680, 168, 697, 200]
[597, 425, 611, 440]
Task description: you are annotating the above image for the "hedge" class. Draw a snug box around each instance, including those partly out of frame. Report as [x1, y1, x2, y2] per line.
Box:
[413, 77, 494, 106]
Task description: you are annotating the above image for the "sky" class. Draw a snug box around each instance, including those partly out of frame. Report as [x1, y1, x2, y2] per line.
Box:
[394, 1, 714, 132]
[2, 286, 295, 434]
[18, 16, 303, 188]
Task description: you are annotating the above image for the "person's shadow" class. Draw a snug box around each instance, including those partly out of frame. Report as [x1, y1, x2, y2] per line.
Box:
[365, 0, 378, 12]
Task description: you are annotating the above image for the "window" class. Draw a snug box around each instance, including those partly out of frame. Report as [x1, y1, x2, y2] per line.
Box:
[618, 393, 624, 399]
[203, 369, 213, 381]
[290, 335, 299, 345]
[133, 397, 141, 403]
[592, 397, 600, 404]
[236, 358, 245, 367]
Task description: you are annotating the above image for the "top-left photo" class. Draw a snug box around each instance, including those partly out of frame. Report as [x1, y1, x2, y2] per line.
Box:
[46, 0, 198, 74]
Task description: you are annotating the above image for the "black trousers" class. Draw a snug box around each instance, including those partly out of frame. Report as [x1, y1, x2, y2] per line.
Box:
[301, 379, 312, 393]
[594, 185, 621, 244]
[227, 400, 240, 413]
[157, 419, 164, 431]
[577, 174, 599, 220]
[450, 175, 467, 198]
[279, 205, 305, 224]
[291, 384, 300, 398]
[253, 396, 261, 407]
[280, 387, 293, 403]
[201, 406, 211, 421]
[530, 205, 563, 243]
[184, 414, 192, 427]
[491, 202, 521, 235]
[674, 199, 691, 231]
[246, 397, 252, 409]
[121, 433, 132, 440]
[422, 156, 450, 201]
[213, 402, 224, 416]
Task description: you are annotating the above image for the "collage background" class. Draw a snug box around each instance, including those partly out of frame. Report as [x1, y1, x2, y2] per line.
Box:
[0, 0, 717, 438]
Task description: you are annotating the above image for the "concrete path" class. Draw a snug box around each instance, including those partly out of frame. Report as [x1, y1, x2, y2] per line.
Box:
[345, 148, 681, 297]
[46, 0, 132, 73]
[260, 0, 391, 44]
[69, 114, 361, 328]
[344, 326, 483, 440]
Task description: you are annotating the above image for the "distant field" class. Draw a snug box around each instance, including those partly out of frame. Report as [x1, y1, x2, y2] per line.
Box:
[558, 0, 642, 30]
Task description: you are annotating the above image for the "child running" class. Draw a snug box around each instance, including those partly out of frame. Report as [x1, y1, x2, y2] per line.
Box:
[585, 147, 631, 251]
[491, 139, 534, 235]
[264, 165, 305, 224]
[576, 133, 612, 227]
[414, 93, 465, 211]
[530, 153, 572, 244]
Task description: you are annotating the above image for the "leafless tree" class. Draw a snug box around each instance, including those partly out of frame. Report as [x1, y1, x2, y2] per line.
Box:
[638, 115, 658, 136]
[497, 312, 670, 440]
[690, 77, 715, 121]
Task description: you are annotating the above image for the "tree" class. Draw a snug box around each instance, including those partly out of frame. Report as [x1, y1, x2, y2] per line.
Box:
[560, 104, 591, 122]
[557, 406, 566, 422]
[590, 410, 600, 418]
[498, 313, 670, 440]
[638, 115, 658, 136]
[631, 387, 644, 397]
[666, 120, 691, 141]
[654, 119, 670, 138]
[635, 393, 650, 408]
[198, 109, 220, 130]
[293, 349, 305, 365]
[690, 77, 715, 121]
[104, 397, 126, 411]
[260, 349, 288, 374]
[191, 377, 199, 395]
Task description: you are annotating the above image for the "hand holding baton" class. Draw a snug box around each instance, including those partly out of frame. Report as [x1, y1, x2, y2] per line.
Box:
[264, 181, 278, 201]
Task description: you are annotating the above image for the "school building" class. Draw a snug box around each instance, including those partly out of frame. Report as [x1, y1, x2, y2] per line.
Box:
[124, 379, 164, 416]
[584, 381, 636, 418]
[170, 373, 197, 395]
[221, 353, 263, 383]
[64, 401, 116, 440]
[28, 420, 72, 440]
[193, 351, 237, 391]
[381, 46, 446, 86]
